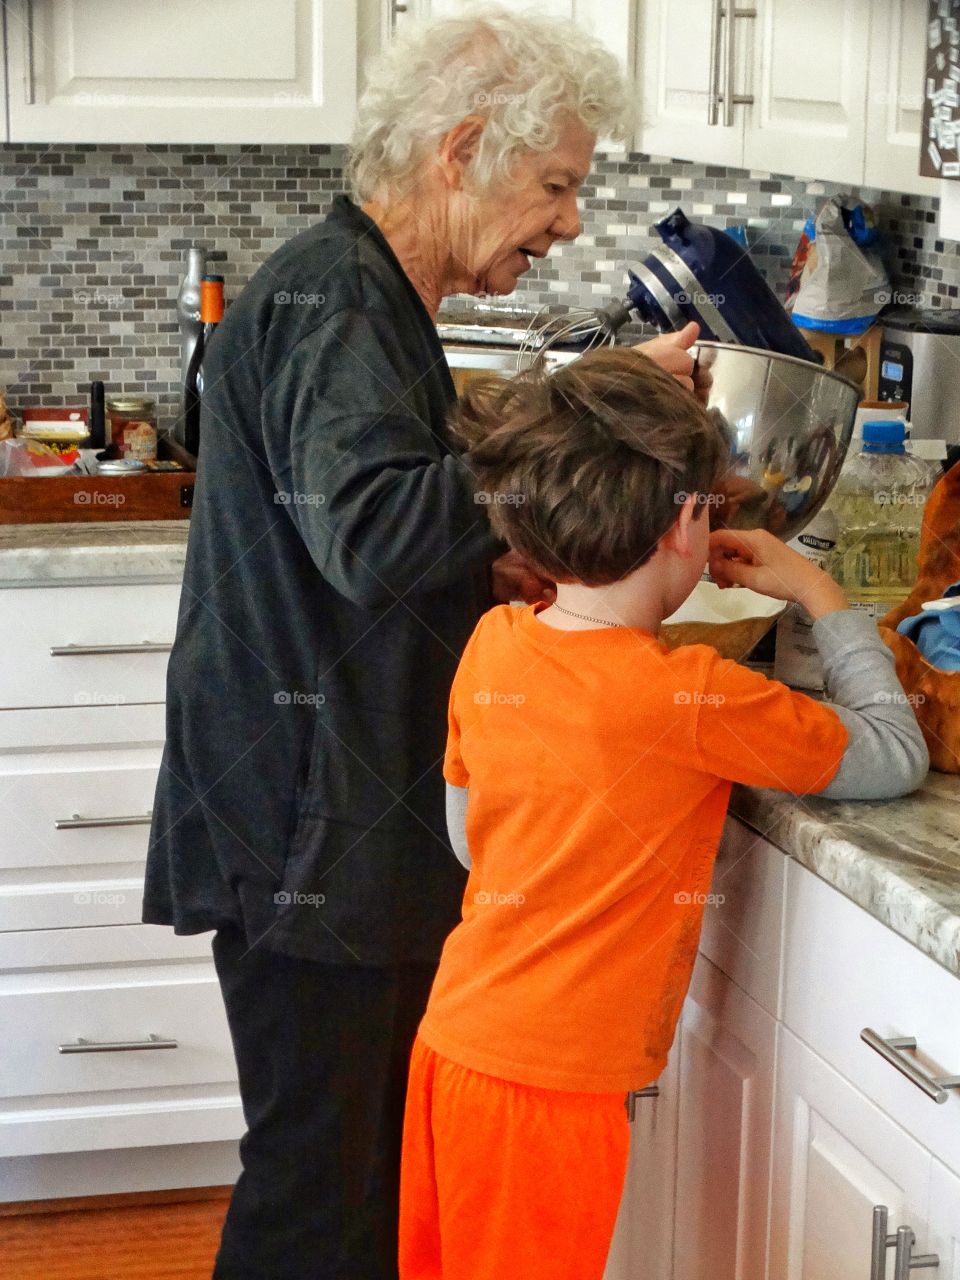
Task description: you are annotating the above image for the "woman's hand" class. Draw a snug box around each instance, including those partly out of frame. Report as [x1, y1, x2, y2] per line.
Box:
[633, 321, 712, 402]
[708, 529, 848, 620]
[491, 550, 556, 605]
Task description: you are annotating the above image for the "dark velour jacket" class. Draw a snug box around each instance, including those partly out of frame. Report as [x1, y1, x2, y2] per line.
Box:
[143, 196, 500, 964]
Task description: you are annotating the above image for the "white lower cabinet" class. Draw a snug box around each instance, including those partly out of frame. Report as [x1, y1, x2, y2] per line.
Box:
[0, 575, 242, 1201]
[0, 926, 242, 1161]
[769, 1027, 931, 1280]
[608, 818, 960, 1278]
[672, 958, 776, 1280]
[929, 1160, 960, 1279]
[604, 1037, 680, 1280]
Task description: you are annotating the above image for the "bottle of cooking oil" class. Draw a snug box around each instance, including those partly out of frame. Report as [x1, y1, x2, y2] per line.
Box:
[826, 420, 937, 620]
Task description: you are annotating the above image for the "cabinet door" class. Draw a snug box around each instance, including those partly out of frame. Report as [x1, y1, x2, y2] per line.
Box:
[769, 1027, 931, 1280]
[673, 957, 776, 1280]
[928, 1160, 960, 1280]
[423, 0, 634, 71]
[636, 0, 743, 166]
[864, 0, 940, 196]
[399, 1, 634, 150]
[603, 1037, 679, 1280]
[5, 0, 357, 144]
[744, 0, 870, 183]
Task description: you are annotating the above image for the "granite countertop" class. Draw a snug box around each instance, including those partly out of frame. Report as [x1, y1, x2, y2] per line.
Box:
[0, 521, 189, 585]
[732, 773, 960, 978]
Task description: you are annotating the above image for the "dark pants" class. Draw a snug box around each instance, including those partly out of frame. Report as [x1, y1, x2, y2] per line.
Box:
[211, 927, 437, 1280]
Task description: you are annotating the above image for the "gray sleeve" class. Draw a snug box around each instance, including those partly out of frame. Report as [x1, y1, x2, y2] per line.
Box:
[811, 609, 929, 800]
[445, 783, 471, 869]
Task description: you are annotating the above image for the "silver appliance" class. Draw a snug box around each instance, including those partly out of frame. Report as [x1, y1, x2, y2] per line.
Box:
[878, 308, 960, 442]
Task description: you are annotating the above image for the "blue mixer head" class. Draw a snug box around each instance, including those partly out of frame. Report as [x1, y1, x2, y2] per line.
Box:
[625, 209, 817, 363]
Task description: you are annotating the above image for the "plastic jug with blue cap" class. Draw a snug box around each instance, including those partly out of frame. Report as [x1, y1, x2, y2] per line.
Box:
[825, 419, 939, 619]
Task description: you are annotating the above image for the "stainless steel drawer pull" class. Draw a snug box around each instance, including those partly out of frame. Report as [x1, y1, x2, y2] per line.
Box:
[25, 0, 36, 106]
[58, 1034, 178, 1055]
[55, 812, 152, 830]
[50, 642, 173, 656]
[871, 1206, 898, 1280]
[894, 1226, 939, 1277]
[861, 1028, 960, 1104]
[625, 1084, 660, 1121]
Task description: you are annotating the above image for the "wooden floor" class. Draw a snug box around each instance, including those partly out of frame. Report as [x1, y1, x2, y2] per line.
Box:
[0, 1188, 230, 1280]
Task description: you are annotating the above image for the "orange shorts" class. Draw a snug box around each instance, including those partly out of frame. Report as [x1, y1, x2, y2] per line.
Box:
[399, 1034, 630, 1280]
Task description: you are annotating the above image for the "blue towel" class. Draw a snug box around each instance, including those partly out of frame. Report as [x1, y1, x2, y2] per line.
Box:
[897, 581, 960, 671]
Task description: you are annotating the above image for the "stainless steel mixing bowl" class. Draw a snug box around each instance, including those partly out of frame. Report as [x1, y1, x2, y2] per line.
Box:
[693, 341, 861, 541]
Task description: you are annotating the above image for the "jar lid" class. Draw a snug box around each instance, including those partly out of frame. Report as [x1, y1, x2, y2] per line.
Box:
[107, 396, 155, 412]
[97, 458, 147, 474]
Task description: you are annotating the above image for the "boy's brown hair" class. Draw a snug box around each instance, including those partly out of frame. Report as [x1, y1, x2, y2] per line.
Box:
[452, 346, 729, 585]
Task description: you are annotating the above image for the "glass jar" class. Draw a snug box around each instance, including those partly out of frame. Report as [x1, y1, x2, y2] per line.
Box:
[107, 396, 158, 462]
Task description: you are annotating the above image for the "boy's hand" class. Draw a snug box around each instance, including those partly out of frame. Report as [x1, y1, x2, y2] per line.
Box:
[708, 529, 848, 620]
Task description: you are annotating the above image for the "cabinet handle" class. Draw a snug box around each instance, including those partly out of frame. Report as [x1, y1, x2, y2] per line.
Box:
[871, 1206, 898, 1280]
[24, 0, 36, 106]
[861, 1029, 960, 1105]
[894, 1225, 939, 1277]
[625, 1084, 659, 1121]
[54, 812, 152, 830]
[49, 641, 173, 656]
[58, 1034, 178, 1054]
[723, 7, 758, 127]
[707, 0, 723, 125]
[390, 1, 408, 31]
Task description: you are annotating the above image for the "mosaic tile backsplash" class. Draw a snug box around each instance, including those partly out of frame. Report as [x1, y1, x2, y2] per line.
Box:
[1, 141, 959, 430]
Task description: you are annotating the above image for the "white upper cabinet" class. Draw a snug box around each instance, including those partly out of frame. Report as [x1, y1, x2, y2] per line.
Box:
[636, 0, 744, 167]
[743, 0, 870, 183]
[865, 0, 939, 196]
[637, 0, 932, 193]
[416, 0, 634, 71]
[407, 0, 636, 148]
[3, 0, 358, 144]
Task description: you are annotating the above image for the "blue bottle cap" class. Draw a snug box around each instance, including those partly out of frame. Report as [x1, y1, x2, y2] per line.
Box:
[862, 419, 907, 452]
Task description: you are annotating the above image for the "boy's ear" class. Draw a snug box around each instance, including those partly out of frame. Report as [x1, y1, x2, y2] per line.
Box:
[662, 492, 701, 558]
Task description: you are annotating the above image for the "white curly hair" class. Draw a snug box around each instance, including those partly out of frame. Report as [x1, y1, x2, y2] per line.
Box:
[349, 5, 631, 203]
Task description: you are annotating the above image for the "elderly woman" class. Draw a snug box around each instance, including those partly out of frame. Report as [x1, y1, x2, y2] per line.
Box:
[144, 8, 697, 1278]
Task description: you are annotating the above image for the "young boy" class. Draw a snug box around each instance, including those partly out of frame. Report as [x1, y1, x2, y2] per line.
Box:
[398, 348, 928, 1280]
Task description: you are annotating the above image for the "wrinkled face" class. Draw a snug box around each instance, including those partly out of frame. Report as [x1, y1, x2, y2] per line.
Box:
[455, 117, 595, 296]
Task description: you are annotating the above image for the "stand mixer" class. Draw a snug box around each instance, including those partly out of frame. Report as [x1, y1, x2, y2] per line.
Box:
[519, 207, 861, 544]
